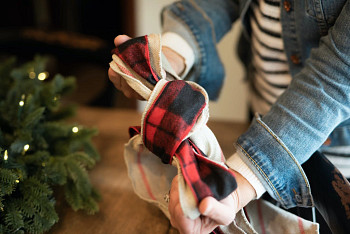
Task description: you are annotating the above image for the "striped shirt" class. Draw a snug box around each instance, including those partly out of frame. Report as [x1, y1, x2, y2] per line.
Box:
[250, 0, 292, 115]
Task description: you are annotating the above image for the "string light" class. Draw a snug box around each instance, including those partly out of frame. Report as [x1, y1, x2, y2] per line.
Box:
[19, 94, 25, 106]
[72, 126, 79, 133]
[29, 71, 36, 79]
[38, 72, 49, 81]
[15, 179, 19, 183]
[4, 150, 8, 160]
[23, 144, 30, 152]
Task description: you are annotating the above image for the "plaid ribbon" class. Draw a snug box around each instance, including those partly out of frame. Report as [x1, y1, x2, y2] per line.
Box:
[112, 35, 237, 203]
[112, 36, 160, 85]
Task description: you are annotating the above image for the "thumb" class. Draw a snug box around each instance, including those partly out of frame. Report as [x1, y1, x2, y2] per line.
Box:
[114, 34, 132, 46]
[199, 196, 237, 226]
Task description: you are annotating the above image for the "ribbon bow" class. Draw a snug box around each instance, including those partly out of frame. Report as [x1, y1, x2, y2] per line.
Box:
[110, 34, 237, 218]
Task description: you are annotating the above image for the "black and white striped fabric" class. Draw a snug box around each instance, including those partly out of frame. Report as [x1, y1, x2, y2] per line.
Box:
[249, 0, 350, 178]
[250, 0, 291, 114]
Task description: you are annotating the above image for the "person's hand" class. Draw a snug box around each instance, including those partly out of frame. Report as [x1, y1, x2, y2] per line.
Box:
[168, 175, 238, 233]
[168, 171, 256, 234]
[108, 35, 185, 99]
[108, 35, 144, 99]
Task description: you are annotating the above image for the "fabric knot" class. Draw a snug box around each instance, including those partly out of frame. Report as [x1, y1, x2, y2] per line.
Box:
[142, 80, 206, 164]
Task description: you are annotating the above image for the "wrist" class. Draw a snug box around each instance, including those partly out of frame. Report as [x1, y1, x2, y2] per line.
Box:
[162, 46, 185, 76]
[231, 170, 256, 210]
[226, 153, 266, 198]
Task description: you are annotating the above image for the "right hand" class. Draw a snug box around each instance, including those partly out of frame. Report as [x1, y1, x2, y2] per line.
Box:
[168, 175, 239, 234]
[168, 170, 257, 234]
[108, 35, 185, 99]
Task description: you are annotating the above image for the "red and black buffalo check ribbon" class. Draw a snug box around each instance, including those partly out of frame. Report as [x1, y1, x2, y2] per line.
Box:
[111, 35, 160, 85]
[142, 80, 237, 202]
[113, 35, 237, 203]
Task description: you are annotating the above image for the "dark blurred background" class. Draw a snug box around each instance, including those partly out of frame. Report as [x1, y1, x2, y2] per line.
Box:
[0, 0, 136, 108]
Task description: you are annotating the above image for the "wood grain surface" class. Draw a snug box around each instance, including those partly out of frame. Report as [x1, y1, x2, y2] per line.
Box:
[49, 107, 248, 234]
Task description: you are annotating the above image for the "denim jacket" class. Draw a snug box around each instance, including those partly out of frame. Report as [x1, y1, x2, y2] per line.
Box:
[161, 0, 350, 208]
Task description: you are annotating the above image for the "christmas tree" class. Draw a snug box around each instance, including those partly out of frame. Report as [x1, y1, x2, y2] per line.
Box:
[0, 56, 100, 233]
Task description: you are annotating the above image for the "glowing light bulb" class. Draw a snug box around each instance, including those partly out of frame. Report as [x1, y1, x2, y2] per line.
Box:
[72, 126, 79, 133]
[29, 71, 36, 79]
[19, 94, 26, 106]
[24, 144, 30, 152]
[4, 150, 8, 160]
[15, 179, 19, 183]
[38, 72, 49, 81]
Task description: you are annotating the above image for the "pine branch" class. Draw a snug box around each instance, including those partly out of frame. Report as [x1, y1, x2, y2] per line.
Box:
[0, 56, 100, 233]
[0, 168, 18, 196]
[4, 203, 24, 233]
[22, 107, 45, 129]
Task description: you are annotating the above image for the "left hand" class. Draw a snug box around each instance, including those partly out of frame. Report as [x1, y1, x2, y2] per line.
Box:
[109, 35, 145, 99]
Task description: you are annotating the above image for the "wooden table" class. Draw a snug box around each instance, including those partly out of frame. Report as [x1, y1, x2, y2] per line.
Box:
[50, 107, 248, 234]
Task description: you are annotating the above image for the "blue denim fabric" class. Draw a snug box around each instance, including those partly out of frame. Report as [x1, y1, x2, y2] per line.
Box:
[161, 0, 240, 100]
[161, 0, 350, 208]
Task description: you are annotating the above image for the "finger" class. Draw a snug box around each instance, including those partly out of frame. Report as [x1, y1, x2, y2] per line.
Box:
[114, 34, 132, 46]
[168, 176, 180, 211]
[121, 82, 135, 98]
[109, 67, 145, 99]
[168, 176, 180, 227]
[119, 79, 145, 100]
[129, 91, 145, 100]
[171, 203, 184, 229]
[200, 216, 220, 234]
[173, 203, 198, 234]
[199, 196, 236, 226]
[170, 176, 179, 199]
[108, 68, 122, 90]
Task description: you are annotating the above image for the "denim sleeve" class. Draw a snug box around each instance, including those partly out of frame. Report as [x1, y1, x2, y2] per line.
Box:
[236, 1, 350, 208]
[161, 0, 239, 100]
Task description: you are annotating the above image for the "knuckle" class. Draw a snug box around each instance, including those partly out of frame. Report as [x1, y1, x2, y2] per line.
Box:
[114, 83, 122, 90]
[108, 74, 122, 89]
[171, 175, 178, 187]
[123, 91, 132, 98]
[222, 219, 232, 226]
[108, 68, 117, 80]
[169, 217, 176, 228]
[131, 92, 142, 100]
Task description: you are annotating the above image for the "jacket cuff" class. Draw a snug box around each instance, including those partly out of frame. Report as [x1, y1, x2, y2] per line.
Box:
[236, 114, 313, 208]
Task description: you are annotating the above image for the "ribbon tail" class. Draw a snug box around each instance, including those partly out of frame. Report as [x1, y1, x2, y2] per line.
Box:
[175, 141, 237, 203]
